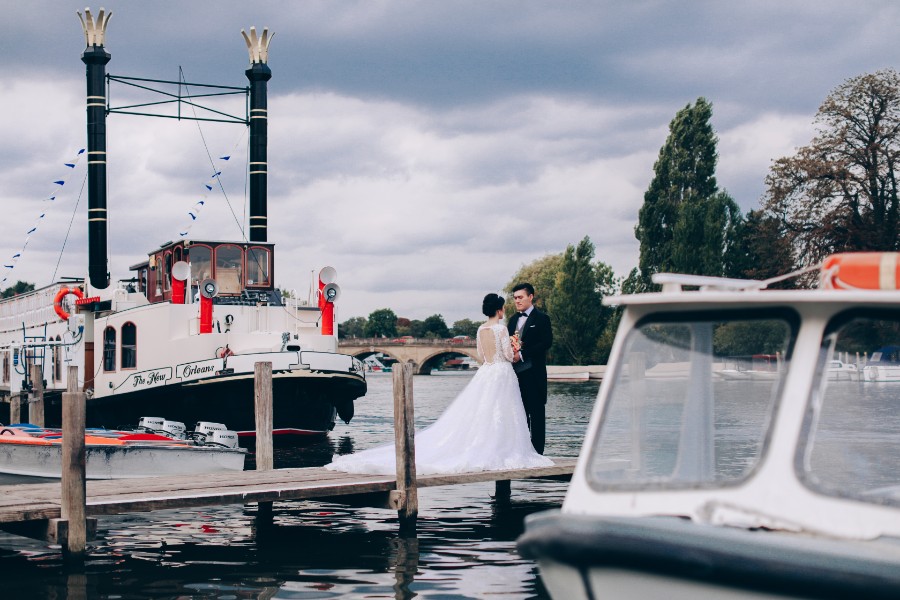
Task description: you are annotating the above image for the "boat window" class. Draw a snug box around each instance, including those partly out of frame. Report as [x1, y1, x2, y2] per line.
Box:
[586, 310, 796, 492]
[163, 251, 173, 292]
[103, 326, 116, 372]
[246, 246, 270, 287]
[798, 311, 900, 506]
[121, 322, 137, 370]
[189, 245, 212, 287]
[216, 244, 243, 294]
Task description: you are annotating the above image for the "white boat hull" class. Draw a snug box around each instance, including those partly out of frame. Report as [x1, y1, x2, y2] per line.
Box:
[0, 441, 245, 480]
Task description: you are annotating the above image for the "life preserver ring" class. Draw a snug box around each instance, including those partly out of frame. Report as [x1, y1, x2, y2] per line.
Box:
[53, 286, 84, 321]
[821, 253, 900, 290]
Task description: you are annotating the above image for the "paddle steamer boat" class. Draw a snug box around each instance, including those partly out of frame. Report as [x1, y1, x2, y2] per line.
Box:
[0, 10, 366, 438]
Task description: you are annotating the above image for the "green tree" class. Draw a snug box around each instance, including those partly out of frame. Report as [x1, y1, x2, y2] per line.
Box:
[731, 209, 797, 287]
[422, 314, 451, 338]
[763, 69, 900, 266]
[338, 316, 366, 339]
[636, 98, 740, 283]
[548, 237, 605, 365]
[1, 281, 35, 298]
[451, 318, 481, 337]
[364, 308, 398, 338]
[505, 253, 563, 313]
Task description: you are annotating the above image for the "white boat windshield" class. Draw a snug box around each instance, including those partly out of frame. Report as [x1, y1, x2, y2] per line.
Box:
[587, 309, 797, 491]
[799, 310, 900, 505]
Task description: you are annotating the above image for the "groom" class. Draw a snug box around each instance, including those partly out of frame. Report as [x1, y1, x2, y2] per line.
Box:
[508, 282, 552, 454]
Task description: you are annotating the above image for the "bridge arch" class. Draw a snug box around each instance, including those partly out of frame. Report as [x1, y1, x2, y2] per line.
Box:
[338, 339, 480, 375]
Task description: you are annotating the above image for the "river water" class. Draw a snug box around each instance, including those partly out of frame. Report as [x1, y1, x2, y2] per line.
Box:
[0, 372, 599, 599]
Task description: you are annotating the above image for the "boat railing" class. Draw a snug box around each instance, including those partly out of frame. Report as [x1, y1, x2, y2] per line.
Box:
[0, 285, 68, 333]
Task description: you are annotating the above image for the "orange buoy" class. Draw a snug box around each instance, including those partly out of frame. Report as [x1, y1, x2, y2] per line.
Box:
[821, 252, 900, 290]
[53, 286, 84, 321]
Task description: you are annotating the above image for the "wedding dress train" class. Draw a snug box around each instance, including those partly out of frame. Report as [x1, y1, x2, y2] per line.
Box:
[325, 323, 553, 475]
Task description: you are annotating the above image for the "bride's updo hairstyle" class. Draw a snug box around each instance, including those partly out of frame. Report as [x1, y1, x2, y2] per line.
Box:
[482, 293, 505, 317]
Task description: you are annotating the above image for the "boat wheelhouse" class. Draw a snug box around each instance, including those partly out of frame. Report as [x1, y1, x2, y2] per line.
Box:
[519, 254, 900, 599]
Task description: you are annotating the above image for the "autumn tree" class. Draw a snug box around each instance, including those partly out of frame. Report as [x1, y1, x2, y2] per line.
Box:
[636, 98, 742, 284]
[763, 69, 900, 266]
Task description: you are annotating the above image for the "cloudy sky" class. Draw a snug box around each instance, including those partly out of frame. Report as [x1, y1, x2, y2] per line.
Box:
[2, 1, 899, 324]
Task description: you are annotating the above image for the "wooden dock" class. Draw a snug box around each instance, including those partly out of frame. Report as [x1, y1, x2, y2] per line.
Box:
[0, 363, 576, 557]
[0, 459, 575, 523]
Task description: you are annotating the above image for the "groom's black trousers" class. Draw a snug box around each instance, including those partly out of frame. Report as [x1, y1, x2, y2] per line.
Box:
[525, 402, 546, 455]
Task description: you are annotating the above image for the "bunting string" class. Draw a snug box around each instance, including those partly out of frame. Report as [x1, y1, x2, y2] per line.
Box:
[177, 129, 248, 239]
[2, 148, 86, 285]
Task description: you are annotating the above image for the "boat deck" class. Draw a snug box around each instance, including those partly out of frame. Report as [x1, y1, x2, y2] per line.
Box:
[0, 459, 576, 523]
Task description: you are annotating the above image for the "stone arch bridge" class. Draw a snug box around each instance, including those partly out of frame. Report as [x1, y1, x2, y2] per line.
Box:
[338, 338, 478, 375]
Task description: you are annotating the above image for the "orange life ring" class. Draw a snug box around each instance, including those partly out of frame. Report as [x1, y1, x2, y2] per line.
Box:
[53, 286, 84, 321]
[821, 252, 900, 290]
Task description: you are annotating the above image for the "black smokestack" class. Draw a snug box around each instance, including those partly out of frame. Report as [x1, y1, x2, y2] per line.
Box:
[242, 27, 273, 243]
[78, 8, 112, 289]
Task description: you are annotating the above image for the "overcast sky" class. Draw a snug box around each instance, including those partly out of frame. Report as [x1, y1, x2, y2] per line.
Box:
[2, 1, 899, 324]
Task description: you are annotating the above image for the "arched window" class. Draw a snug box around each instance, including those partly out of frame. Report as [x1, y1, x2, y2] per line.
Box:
[54, 336, 62, 382]
[246, 247, 271, 287]
[189, 245, 213, 287]
[163, 251, 173, 292]
[121, 322, 137, 369]
[215, 244, 243, 294]
[103, 326, 117, 372]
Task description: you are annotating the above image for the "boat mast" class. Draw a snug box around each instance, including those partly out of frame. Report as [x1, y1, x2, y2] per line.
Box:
[242, 27, 273, 243]
[78, 8, 112, 290]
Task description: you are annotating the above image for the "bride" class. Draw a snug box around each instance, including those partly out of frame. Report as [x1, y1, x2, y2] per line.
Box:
[325, 293, 553, 475]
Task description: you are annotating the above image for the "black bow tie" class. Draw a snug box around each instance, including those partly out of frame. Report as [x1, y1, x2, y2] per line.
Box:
[518, 312, 528, 319]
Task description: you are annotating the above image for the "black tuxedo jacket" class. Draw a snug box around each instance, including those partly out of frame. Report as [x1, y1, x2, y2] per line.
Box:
[508, 307, 552, 406]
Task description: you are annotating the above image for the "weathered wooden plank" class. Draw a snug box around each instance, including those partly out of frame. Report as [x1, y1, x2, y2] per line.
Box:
[393, 363, 418, 532]
[0, 459, 575, 524]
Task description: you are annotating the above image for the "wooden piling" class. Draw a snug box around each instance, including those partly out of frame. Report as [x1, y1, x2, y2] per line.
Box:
[393, 362, 418, 533]
[9, 393, 20, 424]
[61, 366, 86, 561]
[29, 364, 44, 427]
[254, 361, 274, 525]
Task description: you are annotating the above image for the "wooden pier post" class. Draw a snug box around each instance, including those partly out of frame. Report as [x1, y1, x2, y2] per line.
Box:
[254, 361, 274, 525]
[29, 364, 44, 427]
[393, 362, 418, 534]
[9, 393, 21, 424]
[61, 366, 86, 561]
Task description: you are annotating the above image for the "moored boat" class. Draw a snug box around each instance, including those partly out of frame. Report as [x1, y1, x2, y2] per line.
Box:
[518, 253, 900, 599]
[0, 420, 246, 479]
[0, 10, 366, 438]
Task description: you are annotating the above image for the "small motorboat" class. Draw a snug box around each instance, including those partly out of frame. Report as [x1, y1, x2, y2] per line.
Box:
[0, 418, 246, 479]
[518, 253, 900, 599]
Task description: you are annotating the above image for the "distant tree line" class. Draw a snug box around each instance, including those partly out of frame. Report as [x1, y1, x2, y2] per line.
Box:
[339, 310, 479, 340]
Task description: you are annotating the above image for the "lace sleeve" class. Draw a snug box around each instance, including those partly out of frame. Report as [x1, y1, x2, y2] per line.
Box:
[497, 325, 514, 362]
[476, 327, 486, 363]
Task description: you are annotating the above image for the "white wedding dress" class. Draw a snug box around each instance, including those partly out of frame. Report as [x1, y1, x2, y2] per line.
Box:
[325, 322, 553, 475]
